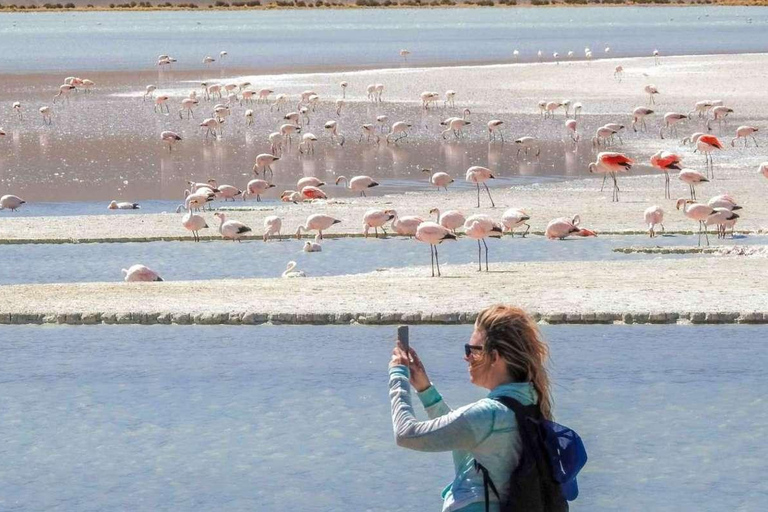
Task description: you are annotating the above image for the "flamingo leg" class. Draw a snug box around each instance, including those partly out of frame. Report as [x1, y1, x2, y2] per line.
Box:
[477, 240, 482, 272]
[665, 172, 670, 199]
[612, 173, 619, 202]
[434, 246, 441, 277]
[482, 238, 489, 271]
[483, 183, 495, 208]
[475, 183, 480, 208]
[600, 174, 607, 192]
[429, 244, 435, 277]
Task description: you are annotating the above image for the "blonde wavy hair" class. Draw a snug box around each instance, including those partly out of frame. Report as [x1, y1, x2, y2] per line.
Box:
[475, 305, 553, 420]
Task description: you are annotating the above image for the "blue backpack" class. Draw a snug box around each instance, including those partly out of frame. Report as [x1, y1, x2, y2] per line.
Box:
[475, 396, 587, 512]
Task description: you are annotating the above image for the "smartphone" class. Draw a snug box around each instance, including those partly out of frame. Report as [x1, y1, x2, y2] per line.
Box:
[397, 325, 409, 354]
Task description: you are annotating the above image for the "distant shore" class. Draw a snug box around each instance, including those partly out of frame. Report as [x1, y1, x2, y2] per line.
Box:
[0, 0, 760, 12]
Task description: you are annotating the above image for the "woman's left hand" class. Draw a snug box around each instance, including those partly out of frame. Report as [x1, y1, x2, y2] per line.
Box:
[389, 345, 410, 369]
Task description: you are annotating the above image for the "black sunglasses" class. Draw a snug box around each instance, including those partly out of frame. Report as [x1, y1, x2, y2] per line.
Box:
[464, 344, 484, 357]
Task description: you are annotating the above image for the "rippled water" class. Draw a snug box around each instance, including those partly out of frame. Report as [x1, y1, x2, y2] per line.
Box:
[0, 233, 762, 284]
[0, 324, 766, 511]
[1, 7, 768, 73]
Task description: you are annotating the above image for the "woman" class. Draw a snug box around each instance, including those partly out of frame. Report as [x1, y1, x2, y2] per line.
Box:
[388, 305, 554, 512]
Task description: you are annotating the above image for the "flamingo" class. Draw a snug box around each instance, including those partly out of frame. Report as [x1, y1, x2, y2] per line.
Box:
[207, 180, 241, 201]
[422, 168, 454, 191]
[241, 90, 256, 105]
[177, 97, 198, 119]
[464, 215, 503, 271]
[643, 205, 664, 238]
[465, 166, 495, 208]
[444, 90, 457, 108]
[387, 122, 411, 144]
[416, 222, 456, 277]
[297, 177, 325, 190]
[696, 134, 723, 178]
[374, 83, 384, 102]
[143, 84, 156, 101]
[420, 91, 440, 110]
[253, 153, 280, 177]
[377, 115, 389, 133]
[340, 81, 348, 98]
[359, 124, 380, 144]
[676, 198, 715, 246]
[565, 119, 579, 144]
[650, 150, 683, 199]
[706, 208, 739, 239]
[203, 56, 215, 65]
[487, 120, 505, 142]
[707, 194, 742, 211]
[429, 208, 465, 233]
[324, 120, 345, 146]
[0, 195, 25, 211]
[363, 209, 395, 238]
[690, 100, 715, 119]
[501, 208, 531, 237]
[296, 214, 341, 240]
[279, 123, 301, 145]
[367, 84, 377, 102]
[304, 234, 323, 252]
[391, 211, 423, 237]
[160, 131, 182, 152]
[572, 102, 583, 118]
[122, 264, 163, 282]
[214, 212, 252, 242]
[682, 132, 705, 146]
[335, 99, 345, 117]
[514, 137, 540, 157]
[53, 84, 76, 104]
[282, 261, 306, 278]
[269, 132, 284, 156]
[199, 118, 221, 139]
[12, 101, 22, 119]
[545, 215, 597, 240]
[659, 112, 688, 139]
[544, 101, 563, 119]
[243, 179, 275, 202]
[39, 106, 53, 125]
[588, 152, 633, 202]
[108, 200, 140, 210]
[653, 49, 660, 65]
[632, 107, 654, 132]
[592, 126, 618, 148]
[758, 162, 768, 179]
[335, 175, 378, 196]
[298, 133, 318, 155]
[707, 106, 733, 131]
[441, 115, 470, 139]
[732, 126, 759, 147]
[182, 207, 208, 242]
[263, 216, 282, 241]
[300, 186, 327, 201]
[604, 123, 625, 144]
[153, 95, 170, 114]
[271, 93, 288, 112]
[258, 88, 273, 103]
[245, 109, 254, 126]
[614, 65, 624, 81]
[678, 169, 708, 200]
[644, 85, 660, 105]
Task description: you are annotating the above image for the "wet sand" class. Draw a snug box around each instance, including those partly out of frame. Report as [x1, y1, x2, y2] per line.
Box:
[1, 256, 765, 325]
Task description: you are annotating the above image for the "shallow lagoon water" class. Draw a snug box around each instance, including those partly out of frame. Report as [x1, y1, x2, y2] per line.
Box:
[0, 233, 762, 284]
[2, 7, 768, 73]
[0, 324, 766, 511]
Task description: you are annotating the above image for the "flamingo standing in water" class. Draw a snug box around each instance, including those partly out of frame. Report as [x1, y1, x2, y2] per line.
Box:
[422, 168, 454, 191]
[263, 216, 282, 241]
[464, 214, 503, 272]
[391, 211, 424, 237]
[39, 106, 53, 125]
[253, 153, 280, 177]
[501, 208, 531, 237]
[644, 85, 660, 105]
[650, 150, 682, 199]
[676, 198, 715, 246]
[732, 126, 759, 147]
[659, 112, 688, 139]
[0, 195, 25, 211]
[487, 120, 505, 142]
[416, 222, 456, 277]
[296, 214, 341, 240]
[588, 152, 633, 202]
[678, 169, 708, 200]
[387, 122, 411, 144]
[335, 175, 378, 196]
[545, 215, 597, 240]
[282, 261, 306, 278]
[565, 119, 579, 144]
[429, 208, 465, 233]
[644, 206, 664, 238]
[143, 85, 157, 101]
[466, 166, 495, 208]
[160, 131, 182, 152]
[696, 134, 722, 178]
[632, 107, 654, 132]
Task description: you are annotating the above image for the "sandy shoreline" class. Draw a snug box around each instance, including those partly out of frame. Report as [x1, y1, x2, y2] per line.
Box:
[1, 257, 766, 325]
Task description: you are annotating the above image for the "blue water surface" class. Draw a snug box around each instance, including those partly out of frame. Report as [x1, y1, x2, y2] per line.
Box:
[1, 7, 767, 73]
[0, 324, 766, 511]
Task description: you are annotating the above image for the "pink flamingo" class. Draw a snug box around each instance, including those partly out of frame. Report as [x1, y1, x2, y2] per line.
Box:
[676, 198, 715, 246]
[182, 207, 208, 242]
[732, 126, 759, 147]
[649, 150, 682, 199]
[545, 215, 596, 240]
[253, 153, 280, 177]
[430, 208, 465, 233]
[501, 208, 531, 237]
[464, 214, 503, 271]
[465, 166, 495, 207]
[214, 212, 252, 242]
[243, 179, 275, 202]
[487, 119, 504, 142]
[391, 211, 424, 237]
[122, 264, 163, 282]
[363, 209, 395, 238]
[335, 175, 378, 196]
[632, 107, 654, 132]
[296, 214, 341, 240]
[422, 168, 454, 191]
[161, 131, 182, 152]
[695, 134, 722, 178]
[643, 205, 664, 237]
[678, 169, 708, 200]
[415, 222, 457, 277]
[588, 152, 633, 202]
[263, 216, 282, 241]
